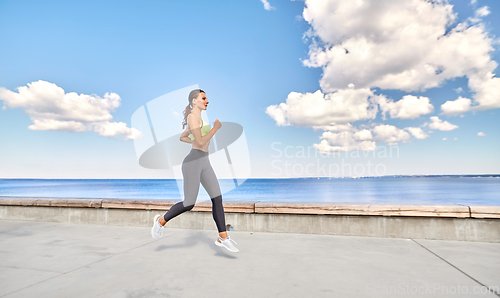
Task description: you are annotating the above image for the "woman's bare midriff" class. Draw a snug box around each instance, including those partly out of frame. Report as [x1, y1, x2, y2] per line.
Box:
[188, 117, 210, 152]
[192, 140, 209, 152]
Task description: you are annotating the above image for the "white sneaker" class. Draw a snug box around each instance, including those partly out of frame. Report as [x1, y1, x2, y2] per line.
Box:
[151, 214, 164, 240]
[215, 235, 239, 252]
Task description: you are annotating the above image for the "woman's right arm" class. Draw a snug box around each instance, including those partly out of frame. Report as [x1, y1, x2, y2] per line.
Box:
[179, 127, 192, 144]
[187, 114, 220, 146]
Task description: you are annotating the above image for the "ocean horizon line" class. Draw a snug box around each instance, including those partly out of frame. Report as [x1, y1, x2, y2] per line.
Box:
[1, 174, 499, 180]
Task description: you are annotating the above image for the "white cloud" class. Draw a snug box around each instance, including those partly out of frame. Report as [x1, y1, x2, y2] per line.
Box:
[428, 116, 458, 131]
[468, 73, 500, 110]
[266, 88, 379, 127]
[265, 85, 431, 153]
[354, 129, 373, 141]
[372, 124, 411, 145]
[476, 6, 490, 17]
[92, 121, 143, 140]
[441, 96, 472, 115]
[377, 95, 433, 119]
[260, 0, 275, 11]
[311, 123, 355, 132]
[470, 6, 490, 23]
[0, 80, 142, 140]
[312, 123, 430, 154]
[406, 127, 429, 139]
[265, 103, 289, 126]
[314, 130, 376, 153]
[477, 132, 486, 136]
[441, 73, 500, 115]
[267, 0, 498, 153]
[28, 119, 87, 132]
[300, 0, 500, 114]
[443, 138, 447, 141]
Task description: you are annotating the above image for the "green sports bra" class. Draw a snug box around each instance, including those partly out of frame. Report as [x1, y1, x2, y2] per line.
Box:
[189, 114, 211, 141]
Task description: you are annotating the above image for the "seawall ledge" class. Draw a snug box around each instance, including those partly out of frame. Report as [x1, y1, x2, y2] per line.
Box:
[0, 196, 499, 218]
[1, 197, 499, 242]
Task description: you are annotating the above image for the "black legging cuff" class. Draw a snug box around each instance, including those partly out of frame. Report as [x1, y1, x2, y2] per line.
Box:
[211, 195, 226, 233]
[163, 201, 194, 223]
[163, 196, 226, 233]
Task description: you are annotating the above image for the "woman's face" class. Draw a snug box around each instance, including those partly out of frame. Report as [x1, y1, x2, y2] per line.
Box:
[193, 92, 209, 110]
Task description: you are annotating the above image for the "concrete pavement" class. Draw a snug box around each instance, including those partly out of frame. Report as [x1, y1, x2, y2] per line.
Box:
[0, 220, 499, 297]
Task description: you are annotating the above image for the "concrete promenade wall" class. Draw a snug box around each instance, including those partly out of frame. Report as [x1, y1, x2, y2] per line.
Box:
[1, 197, 499, 243]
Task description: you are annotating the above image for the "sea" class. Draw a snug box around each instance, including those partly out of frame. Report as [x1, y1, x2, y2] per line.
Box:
[1, 176, 499, 206]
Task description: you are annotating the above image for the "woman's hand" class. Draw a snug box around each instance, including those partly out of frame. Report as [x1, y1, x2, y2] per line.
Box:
[214, 119, 222, 131]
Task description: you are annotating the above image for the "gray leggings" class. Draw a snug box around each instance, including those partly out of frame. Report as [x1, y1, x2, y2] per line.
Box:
[163, 149, 226, 232]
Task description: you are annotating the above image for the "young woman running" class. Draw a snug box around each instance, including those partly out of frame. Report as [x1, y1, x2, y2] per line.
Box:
[150, 89, 238, 253]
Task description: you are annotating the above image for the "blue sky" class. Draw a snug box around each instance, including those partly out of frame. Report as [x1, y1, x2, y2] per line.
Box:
[0, 0, 499, 179]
